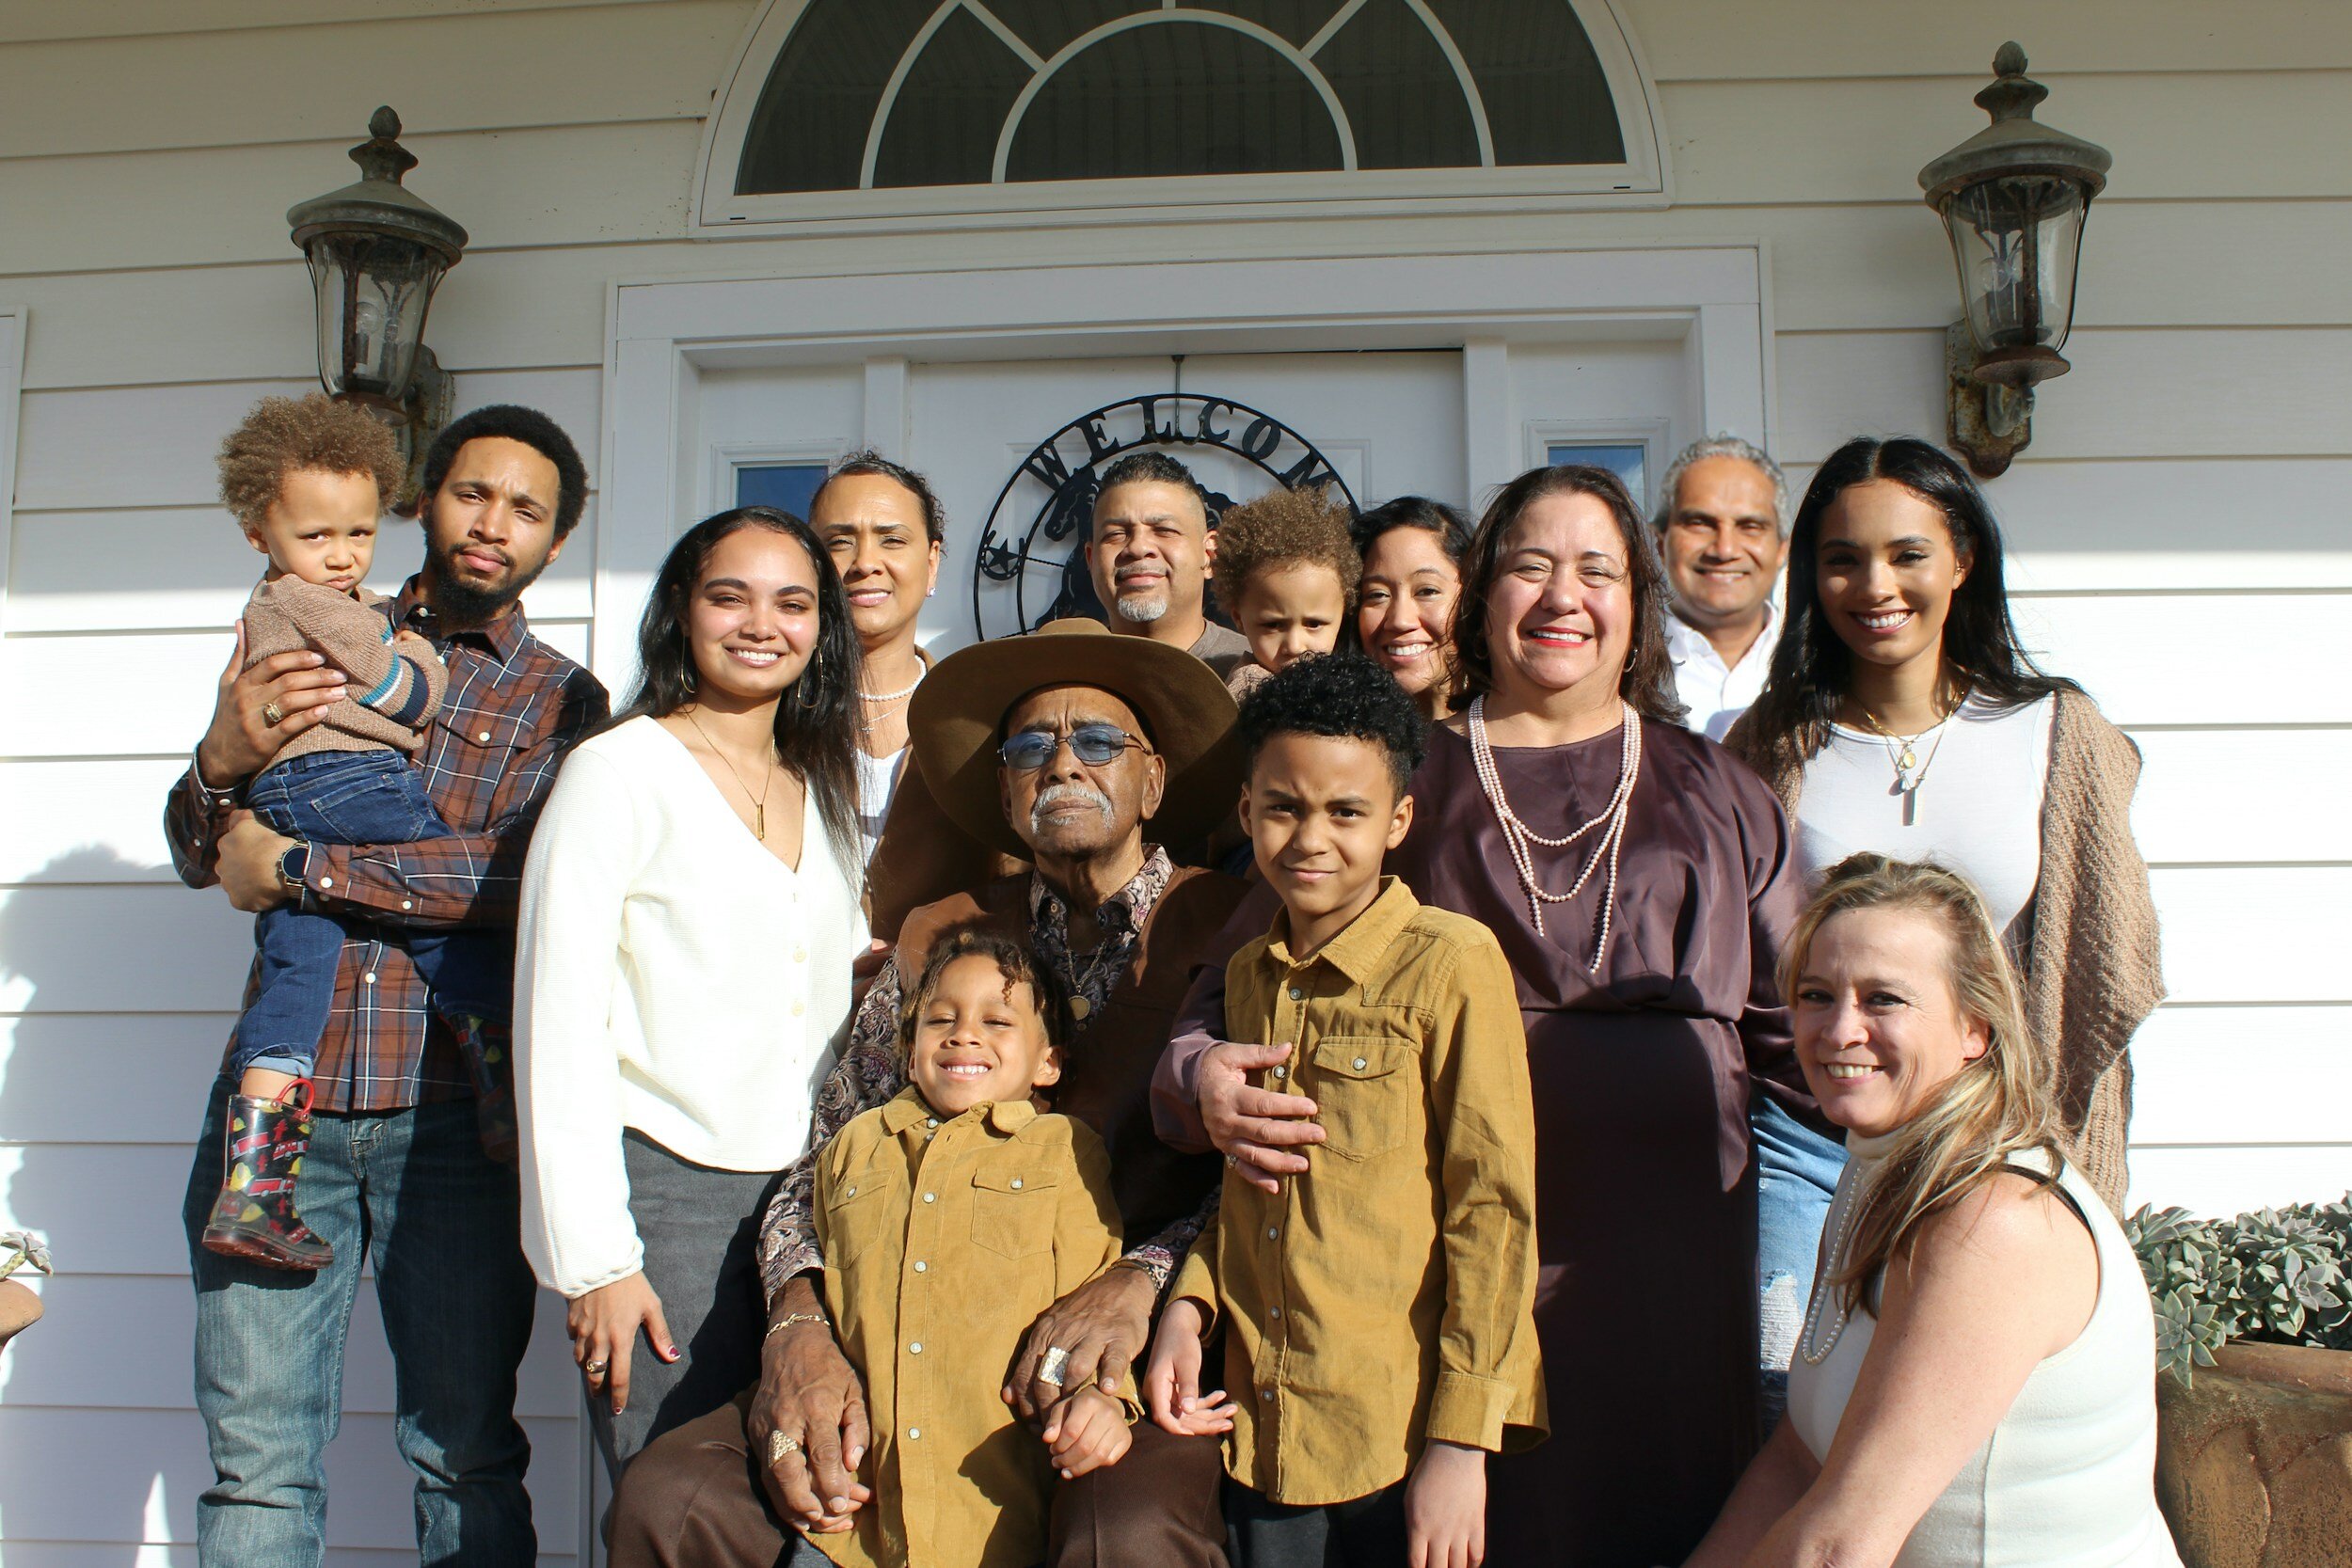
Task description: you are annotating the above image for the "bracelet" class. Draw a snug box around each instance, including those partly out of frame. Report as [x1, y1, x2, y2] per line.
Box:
[764, 1311, 830, 1341]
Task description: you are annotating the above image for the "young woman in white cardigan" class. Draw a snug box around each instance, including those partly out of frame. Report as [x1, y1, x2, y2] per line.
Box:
[516, 505, 868, 1474]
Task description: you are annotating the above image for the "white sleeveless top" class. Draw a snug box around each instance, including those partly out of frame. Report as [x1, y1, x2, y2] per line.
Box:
[1787, 1133, 2182, 1567]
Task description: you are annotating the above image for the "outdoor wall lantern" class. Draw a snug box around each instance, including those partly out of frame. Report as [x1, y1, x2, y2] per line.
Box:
[1918, 43, 2111, 479]
[287, 107, 468, 506]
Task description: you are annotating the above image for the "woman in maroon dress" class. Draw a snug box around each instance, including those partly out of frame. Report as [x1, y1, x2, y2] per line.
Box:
[1157, 465, 1808, 1565]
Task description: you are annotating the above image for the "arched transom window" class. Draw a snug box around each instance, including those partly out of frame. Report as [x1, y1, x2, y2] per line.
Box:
[697, 0, 1665, 228]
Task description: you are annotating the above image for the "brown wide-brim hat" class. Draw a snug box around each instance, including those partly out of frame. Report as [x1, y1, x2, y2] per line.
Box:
[909, 618, 1243, 863]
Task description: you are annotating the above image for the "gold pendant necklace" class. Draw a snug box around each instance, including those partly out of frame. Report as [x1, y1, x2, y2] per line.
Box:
[685, 711, 777, 841]
[1853, 690, 1964, 827]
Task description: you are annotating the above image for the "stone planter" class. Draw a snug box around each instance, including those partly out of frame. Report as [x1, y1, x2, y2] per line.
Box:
[2156, 1340, 2352, 1568]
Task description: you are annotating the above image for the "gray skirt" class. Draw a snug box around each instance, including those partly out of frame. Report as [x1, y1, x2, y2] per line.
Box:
[592, 1130, 780, 1478]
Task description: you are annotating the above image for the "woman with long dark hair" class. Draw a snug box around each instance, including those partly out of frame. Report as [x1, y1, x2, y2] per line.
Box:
[1160, 466, 1812, 1564]
[516, 506, 868, 1476]
[1728, 436, 2160, 1212]
[1352, 494, 1471, 718]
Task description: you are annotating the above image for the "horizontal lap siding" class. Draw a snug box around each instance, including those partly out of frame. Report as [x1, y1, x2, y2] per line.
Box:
[0, 58, 618, 1542]
[0, 1409, 580, 1555]
[2, 5, 2347, 1561]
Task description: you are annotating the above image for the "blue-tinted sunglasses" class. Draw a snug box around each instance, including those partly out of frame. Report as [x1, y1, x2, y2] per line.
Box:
[998, 723, 1152, 771]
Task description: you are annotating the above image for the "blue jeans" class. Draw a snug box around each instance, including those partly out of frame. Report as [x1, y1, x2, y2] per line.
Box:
[233, 750, 505, 1076]
[1755, 1096, 1847, 1432]
[183, 1079, 538, 1566]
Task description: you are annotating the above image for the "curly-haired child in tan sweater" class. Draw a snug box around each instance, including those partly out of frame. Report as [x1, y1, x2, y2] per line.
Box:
[197, 395, 510, 1272]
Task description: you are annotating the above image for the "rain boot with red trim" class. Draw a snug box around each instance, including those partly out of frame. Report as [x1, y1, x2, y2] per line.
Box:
[200, 1080, 334, 1271]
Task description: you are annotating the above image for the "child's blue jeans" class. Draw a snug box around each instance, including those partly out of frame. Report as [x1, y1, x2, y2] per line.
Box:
[230, 749, 506, 1077]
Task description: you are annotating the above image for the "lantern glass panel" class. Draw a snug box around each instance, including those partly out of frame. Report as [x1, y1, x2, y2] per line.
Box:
[305, 233, 447, 399]
[1943, 174, 2089, 356]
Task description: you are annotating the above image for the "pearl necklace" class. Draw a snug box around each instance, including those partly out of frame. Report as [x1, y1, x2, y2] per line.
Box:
[856, 667, 925, 736]
[1798, 1132, 1893, 1366]
[1466, 696, 1641, 973]
[1797, 1168, 1866, 1365]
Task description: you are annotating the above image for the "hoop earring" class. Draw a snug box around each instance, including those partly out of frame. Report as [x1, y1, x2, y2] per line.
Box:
[797, 652, 822, 711]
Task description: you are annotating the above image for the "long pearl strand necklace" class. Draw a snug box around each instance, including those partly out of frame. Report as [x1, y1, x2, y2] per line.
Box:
[1466, 696, 1641, 973]
[1797, 1167, 1867, 1365]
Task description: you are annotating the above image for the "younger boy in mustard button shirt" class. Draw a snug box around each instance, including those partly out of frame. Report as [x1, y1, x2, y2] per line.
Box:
[798, 929, 1136, 1568]
[1145, 653, 1545, 1567]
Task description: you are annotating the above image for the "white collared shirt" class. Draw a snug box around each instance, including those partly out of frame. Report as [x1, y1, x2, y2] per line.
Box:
[1666, 599, 1778, 741]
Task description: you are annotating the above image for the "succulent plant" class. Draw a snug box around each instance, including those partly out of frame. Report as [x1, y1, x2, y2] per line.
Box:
[2126, 1196, 2352, 1384]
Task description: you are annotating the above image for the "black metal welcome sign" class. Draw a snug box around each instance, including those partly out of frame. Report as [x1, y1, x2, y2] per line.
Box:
[971, 392, 1356, 640]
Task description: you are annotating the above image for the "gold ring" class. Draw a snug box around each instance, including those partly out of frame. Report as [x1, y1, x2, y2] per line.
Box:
[767, 1431, 803, 1465]
[262, 700, 286, 727]
[583, 1359, 606, 1376]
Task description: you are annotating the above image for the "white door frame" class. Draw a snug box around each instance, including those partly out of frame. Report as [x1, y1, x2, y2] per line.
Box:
[597, 244, 1773, 684]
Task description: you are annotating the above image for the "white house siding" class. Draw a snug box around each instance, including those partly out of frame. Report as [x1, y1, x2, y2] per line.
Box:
[0, 1, 2345, 1560]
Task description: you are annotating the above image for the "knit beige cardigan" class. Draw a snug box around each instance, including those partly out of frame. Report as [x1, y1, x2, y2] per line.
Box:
[1739, 689, 2164, 1213]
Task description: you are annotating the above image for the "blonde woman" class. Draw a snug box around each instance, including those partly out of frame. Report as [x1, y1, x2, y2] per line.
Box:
[1685, 855, 2179, 1568]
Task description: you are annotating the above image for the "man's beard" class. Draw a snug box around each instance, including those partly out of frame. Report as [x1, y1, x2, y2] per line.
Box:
[431, 535, 550, 625]
[1111, 590, 1168, 625]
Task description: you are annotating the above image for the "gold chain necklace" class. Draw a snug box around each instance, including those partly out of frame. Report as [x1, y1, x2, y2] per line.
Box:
[1851, 687, 1966, 826]
[684, 710, 778, 841]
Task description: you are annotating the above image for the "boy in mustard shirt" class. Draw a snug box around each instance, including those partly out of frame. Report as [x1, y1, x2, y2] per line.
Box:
[1145, 653, 1545, 1567]
[799, 928, 1136, 1568]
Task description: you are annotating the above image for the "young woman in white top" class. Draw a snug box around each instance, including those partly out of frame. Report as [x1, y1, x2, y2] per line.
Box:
[1686, 854, 2180, 1568]
[808, 451, 943, 863]
[1727, 437, 2162, 1434]
[516, 505, 869, 1474]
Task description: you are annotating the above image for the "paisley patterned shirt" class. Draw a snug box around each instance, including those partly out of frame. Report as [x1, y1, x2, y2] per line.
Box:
[756, 847, 1216, 1306]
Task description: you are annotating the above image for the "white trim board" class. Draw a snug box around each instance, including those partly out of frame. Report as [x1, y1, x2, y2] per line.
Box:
[599, 245, 1773, 686]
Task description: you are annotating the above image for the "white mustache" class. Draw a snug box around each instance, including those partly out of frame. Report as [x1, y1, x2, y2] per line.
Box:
[1030, 783, 1113, 833]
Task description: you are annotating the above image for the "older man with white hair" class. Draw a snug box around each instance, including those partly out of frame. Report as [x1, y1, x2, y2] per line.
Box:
[1654, 435, 1790, 739]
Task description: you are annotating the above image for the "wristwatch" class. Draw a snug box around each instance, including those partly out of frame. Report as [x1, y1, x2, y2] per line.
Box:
[277, 843, 311, 901]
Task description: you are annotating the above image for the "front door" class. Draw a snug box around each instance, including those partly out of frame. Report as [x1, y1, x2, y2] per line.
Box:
[695, 349, 1466, 651]
[687, 338, 1694, 656]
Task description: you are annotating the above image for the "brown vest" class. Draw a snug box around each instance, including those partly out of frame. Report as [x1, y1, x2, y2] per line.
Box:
[895, 866, 1250, 1246]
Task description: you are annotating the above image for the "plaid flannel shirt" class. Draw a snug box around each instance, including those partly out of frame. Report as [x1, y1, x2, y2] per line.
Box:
[167, 578, 609, 1114]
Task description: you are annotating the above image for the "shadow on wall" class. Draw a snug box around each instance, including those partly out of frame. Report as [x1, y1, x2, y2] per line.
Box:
[0, 844, 224, 1555]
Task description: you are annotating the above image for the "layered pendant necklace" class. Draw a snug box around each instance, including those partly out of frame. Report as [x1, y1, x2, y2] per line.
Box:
[1854, 696, 1963, 827]
[685, 711, 779, 841]
[1466, 697, 1642, 973]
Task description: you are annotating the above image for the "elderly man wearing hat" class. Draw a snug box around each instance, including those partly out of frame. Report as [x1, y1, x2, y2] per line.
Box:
[609, 618, 1250, 1568]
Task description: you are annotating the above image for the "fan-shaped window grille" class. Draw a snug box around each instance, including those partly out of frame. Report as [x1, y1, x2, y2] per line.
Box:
[702, 0, 1663, 223]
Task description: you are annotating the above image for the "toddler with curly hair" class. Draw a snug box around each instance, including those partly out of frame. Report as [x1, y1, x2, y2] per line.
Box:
[1208, 484, 1360, 699]
[792, 927, 1136, 1568]
[198, 394, 511, 1272]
